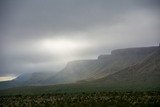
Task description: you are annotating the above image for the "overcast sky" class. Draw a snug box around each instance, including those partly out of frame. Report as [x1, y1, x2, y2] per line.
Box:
[0, 0, 160, 79]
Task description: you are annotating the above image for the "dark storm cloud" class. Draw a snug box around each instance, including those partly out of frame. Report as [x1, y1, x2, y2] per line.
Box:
[0, 0, 144, 39]
[0, 0, 160, 77]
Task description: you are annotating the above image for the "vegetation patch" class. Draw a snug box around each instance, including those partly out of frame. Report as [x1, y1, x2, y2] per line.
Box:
[0, 91, 160, 107]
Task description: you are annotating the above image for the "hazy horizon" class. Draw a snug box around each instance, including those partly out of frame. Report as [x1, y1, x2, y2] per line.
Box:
[0, 0, 160, 81]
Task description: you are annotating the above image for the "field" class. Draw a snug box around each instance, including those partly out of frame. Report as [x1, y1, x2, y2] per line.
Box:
[0, 91, 160, 107]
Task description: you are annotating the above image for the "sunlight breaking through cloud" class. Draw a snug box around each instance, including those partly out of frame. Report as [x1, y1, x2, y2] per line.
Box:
[39, 39, 90, 55]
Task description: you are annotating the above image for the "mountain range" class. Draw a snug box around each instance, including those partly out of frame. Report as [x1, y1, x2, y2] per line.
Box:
[0, 46, 159, 90]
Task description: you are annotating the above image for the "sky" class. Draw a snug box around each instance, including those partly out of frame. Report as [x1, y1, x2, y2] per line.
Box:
[0, 0, 160, 80]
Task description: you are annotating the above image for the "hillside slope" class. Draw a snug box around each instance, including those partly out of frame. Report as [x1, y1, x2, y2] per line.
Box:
[45, 46, 159, 84]
[0, 72, 56, 89]
[95, 47, 160, 86]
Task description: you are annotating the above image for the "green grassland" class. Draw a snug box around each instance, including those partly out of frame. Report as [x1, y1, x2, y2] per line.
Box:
[0, 82, 160, 96]
[0, 79, 160, 107]
[0, 91, 160, 107]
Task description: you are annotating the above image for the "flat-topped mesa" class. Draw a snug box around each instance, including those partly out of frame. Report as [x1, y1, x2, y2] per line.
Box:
[98, 55, 110, 60]
[97, 46, 159, 61]
[111, 46, 158, 56]
[62, 59, 97, 74]
[65, 60, 96, 68]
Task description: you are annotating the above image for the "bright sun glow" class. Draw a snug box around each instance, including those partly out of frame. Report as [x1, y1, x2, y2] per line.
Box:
[40, 39, 89, 54]
[0, 76, 16, 82]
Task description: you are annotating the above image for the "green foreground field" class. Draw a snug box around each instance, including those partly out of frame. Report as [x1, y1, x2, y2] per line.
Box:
[0, 84, 160, 107]
[0, 82, 160, 96]
[0, 91, 160, 107]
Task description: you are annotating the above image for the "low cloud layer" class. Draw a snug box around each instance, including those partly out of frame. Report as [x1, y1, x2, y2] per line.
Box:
[0, 0, 160, 77]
